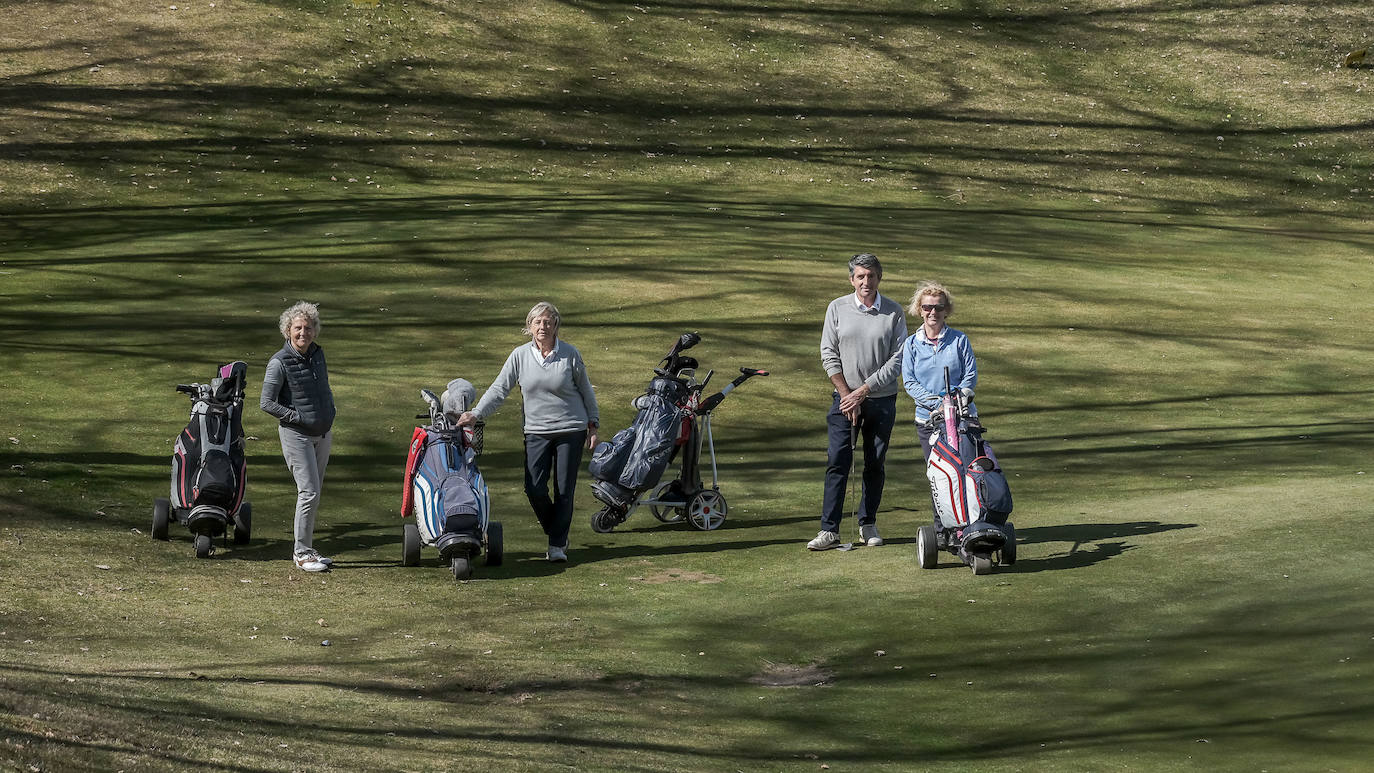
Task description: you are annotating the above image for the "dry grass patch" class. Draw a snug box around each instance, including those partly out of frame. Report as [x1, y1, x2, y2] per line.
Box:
[633, 568, 724, 584]
[747, 660, 834, 688]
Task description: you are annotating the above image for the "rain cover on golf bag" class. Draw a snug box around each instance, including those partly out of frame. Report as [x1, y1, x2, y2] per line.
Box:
[404, 428, 482, 541]
[588, 376, 689, 507]
[171, 362, 247, 513]
[926, 425, 1012, 530]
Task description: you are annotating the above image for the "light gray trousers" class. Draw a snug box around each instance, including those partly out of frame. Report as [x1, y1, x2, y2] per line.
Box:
[279, 426, 331, 555]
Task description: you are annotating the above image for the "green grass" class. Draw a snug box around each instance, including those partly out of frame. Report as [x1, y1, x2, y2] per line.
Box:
[4, 0, 1374, 770]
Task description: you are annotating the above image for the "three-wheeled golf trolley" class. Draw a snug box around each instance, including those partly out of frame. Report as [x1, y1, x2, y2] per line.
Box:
[917, 367, 1016, 575]
[588, 332, 767, 533]
[151, 361, 252, 558]
[401, 380, 503, 581]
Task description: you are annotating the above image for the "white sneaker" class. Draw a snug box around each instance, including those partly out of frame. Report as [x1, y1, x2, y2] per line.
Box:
[859, 524, 883, 547]
[807, 530, 841, 550]
[293, 552, 328, 572]
[547, 545, 568, 563]
[298, 548, 333, 567]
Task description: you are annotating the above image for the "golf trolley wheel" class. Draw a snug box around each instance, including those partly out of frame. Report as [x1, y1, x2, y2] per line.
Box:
[401, 522, 421, 567]
[686, 490, 727, 531]
[194, 533, 213, 559]
[450, 555, 473, 581]
[649, 483, 687, 524]
[1000, 522, 1016, 566]
[969, 554, 992, 576]
[233, 501, 252, 545]
[485, 521, 504, 567]
[590, 505, 620, 534]
[151, 498, 171, 541]
[916, 525, 938, 569]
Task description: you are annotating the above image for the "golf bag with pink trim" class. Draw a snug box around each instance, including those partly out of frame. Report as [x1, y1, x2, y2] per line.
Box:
[152, 361, 251, 558]
[918, 368, 1015, 575]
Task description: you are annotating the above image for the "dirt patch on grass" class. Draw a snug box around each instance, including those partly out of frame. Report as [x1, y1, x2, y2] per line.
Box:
[747, 661, 833, 688]
[634, 569, 723, 584]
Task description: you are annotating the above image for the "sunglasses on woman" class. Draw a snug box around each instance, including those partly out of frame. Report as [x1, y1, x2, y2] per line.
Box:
[920, 304, 946, 312]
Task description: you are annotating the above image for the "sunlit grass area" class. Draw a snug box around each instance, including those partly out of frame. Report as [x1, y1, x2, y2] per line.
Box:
[3, 1, 1373, 770]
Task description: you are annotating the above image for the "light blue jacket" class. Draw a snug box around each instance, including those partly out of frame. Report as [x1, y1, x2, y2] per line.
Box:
[901, 327, 977, 422]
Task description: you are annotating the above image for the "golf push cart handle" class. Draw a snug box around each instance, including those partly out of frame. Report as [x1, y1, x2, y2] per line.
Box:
[696, 367, 768, 414]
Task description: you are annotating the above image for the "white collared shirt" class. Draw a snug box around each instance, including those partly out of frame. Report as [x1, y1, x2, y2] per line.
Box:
[532, 340, 559, 364]
[853, 292, 884, 313]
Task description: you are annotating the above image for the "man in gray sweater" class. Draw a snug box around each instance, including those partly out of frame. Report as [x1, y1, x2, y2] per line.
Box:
[810, 253, 907, 550]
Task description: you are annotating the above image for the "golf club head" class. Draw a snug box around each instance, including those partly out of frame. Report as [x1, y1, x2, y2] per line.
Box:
[420, 389, 441, 411]
[671, 332, 700, 354]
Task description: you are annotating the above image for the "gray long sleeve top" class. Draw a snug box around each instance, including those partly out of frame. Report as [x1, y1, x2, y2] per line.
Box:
[471, 339, 599, 434]
[820, 293, 908, 398]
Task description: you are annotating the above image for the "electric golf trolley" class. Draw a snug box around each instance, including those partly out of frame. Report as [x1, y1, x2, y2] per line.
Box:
[588, 332, 768, 533]
[917, 367, 1016, 575]
[400, 381, 503, 581]
[151, 361, 252, 559]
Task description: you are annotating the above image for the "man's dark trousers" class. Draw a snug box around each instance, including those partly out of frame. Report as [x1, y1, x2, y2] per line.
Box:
[821, 392, 896, 533]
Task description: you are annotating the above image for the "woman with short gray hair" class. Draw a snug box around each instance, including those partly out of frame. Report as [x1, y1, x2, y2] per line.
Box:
[459, 301, 599, 563]
[260, 301, 337, 572]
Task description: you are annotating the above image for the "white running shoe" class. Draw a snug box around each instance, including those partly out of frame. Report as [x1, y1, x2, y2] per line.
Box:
[859, 524, 883, 547]
[807, 530, 841, 551]
[298, 548, 333, 567]
[293, 551, 328, 572]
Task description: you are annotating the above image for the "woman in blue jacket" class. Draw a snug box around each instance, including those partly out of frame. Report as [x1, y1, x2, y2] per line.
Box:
[901, 282, 977, 460]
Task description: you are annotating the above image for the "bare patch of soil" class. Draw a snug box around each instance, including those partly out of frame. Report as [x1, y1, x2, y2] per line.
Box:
[747, 661, 833, 688]
[634, 569, 723, 584]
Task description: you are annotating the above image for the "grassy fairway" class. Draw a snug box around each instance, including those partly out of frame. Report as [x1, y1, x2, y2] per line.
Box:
[3, 1, 1374, 771]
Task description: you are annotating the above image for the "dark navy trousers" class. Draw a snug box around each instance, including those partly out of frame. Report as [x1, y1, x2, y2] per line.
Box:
[821, 393, 896, 533]
[523, 430, 587, 550]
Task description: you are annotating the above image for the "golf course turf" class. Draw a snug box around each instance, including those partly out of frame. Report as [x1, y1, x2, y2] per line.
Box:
[3, 1, 1373, 770]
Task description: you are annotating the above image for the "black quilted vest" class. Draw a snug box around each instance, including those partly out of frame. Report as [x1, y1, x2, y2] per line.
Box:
[271, 341, 336, 436]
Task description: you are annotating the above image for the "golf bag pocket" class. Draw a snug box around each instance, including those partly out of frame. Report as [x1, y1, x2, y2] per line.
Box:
[440, 475, 480, 537]
[194, 449, 238, 507]
[967, 460, 1012, 524]
[589, 427, 636, 483]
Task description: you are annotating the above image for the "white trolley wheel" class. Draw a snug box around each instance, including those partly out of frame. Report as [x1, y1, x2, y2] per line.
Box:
[686, 489, 727, 531]
[970, 554, 993, 575]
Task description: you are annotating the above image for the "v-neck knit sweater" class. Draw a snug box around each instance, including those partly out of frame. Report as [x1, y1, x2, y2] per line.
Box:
[471, 340, 599, 434]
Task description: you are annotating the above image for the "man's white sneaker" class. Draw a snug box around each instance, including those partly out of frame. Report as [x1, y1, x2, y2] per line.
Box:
[547, 545, 568, 563]
[859, 524, 884, 547]
[807, 530, 841, 550]
[293, 552, 328, 572]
